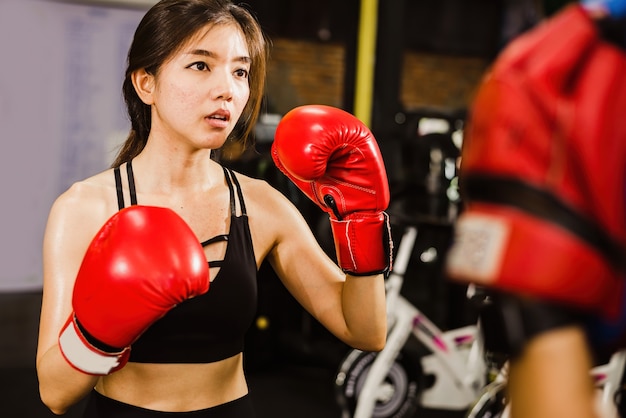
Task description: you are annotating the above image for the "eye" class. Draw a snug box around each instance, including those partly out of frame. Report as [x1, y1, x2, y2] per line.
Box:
[188, 62, 209, 71]
[234, 68, 249, 79]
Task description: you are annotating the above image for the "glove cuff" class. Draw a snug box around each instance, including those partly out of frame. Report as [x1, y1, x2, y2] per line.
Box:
[330, 212, 393, 275]
[58, 314, 129, 376]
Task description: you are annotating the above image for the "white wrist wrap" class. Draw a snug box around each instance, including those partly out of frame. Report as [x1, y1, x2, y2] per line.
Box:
[58, 319, 125, 376]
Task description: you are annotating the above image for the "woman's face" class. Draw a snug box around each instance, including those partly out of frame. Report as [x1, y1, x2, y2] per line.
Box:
[146, 23, 251, 150]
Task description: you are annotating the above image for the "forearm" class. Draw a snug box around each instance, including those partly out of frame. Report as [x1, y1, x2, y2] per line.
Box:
[508, 326, 598, 418]
[37, 345, 98, 415]
[270, 104, 391, 351]
[341, 273, 387, 351]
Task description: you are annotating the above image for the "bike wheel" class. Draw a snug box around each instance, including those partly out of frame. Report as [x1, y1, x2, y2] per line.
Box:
[466, 380, 508, 418]
[335, 349, 422, 418]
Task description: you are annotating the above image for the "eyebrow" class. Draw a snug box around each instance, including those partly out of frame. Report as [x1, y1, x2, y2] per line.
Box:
[187, 49, 251, 64]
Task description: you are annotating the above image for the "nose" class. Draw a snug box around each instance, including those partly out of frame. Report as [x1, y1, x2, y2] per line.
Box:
[211, 69, 234, 102]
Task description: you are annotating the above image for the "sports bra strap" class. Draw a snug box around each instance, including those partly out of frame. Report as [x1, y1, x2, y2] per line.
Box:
[203, 234, 229, 268]
[201, 234, 228, 247]
[113, 161, 138, 210]
[127, 161, 138, 206]
[222, 166, 247, 216]
[114, 166, 124, 210]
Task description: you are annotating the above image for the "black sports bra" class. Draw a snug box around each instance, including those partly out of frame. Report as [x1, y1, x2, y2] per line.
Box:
[114, 161, 258, 364]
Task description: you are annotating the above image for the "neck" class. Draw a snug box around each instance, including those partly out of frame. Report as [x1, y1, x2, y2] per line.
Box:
[131, 148, 221, 194]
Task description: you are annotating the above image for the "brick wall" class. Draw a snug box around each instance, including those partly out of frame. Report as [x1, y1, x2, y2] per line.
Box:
[401, 51, 490, 111]
[266, 38, 346, 115]
[265, 38, 490, 115]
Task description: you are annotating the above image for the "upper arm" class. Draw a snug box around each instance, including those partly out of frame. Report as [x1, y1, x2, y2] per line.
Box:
[248, 181, 348, 335]
[37, 184, 111, 366]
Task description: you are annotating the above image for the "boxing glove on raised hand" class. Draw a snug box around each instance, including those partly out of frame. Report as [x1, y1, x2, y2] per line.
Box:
[58, 206, 209, 375]
[271, 105, 392, 275]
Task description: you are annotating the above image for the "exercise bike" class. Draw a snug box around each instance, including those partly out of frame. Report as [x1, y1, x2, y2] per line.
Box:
[334, 224, 490, 418]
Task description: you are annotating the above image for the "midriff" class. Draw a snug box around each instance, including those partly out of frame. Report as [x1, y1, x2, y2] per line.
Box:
[94, 353, 247, 412]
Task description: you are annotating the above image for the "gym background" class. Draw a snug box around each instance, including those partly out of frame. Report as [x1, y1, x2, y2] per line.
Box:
[0, 0, 572, 417]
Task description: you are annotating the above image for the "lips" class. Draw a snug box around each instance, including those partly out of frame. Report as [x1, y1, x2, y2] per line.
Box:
[208, 109, 230, 122]
[205, 109, 230, 129]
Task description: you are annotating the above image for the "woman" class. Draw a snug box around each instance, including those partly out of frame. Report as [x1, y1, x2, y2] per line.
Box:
[36, 1, 389, 417]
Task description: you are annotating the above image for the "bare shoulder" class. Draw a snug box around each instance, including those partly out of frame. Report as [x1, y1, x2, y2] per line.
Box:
[47, 169, 120, 242]
[232, 171, 302, 219]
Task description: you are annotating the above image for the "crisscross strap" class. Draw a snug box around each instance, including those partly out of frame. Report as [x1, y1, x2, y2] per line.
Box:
[202, 234, 229, 268]
[201, 234, 229, 246]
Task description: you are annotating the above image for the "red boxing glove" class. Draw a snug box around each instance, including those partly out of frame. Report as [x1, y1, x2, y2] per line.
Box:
[272, 105, 392, 275]
[445, 5, 626, 319]
[58, 206, 209, 375]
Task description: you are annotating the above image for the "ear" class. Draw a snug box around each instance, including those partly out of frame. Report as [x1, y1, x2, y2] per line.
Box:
[131, 68, 155, 105]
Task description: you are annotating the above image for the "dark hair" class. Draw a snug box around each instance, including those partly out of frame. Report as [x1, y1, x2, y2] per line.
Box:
[112, 0, 269, 168]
